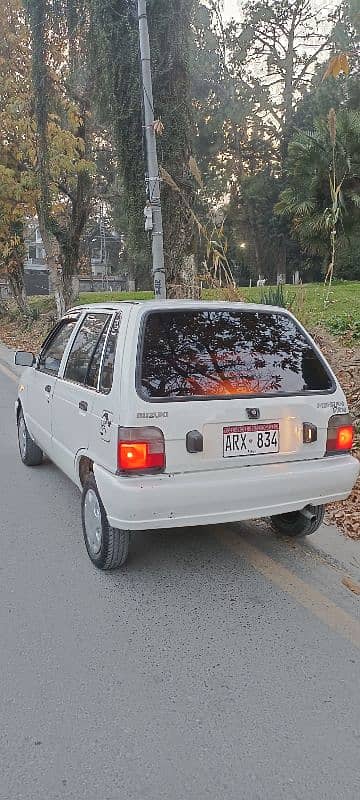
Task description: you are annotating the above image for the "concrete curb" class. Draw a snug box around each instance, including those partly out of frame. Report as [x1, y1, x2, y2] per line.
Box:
[304, 524, 360, 580]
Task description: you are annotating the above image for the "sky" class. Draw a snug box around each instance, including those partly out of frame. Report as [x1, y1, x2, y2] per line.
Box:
[224, 0, 239, 19]
[223, 0, 339, 20]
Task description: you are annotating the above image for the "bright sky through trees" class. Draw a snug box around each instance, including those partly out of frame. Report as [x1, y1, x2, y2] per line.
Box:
[224, 0, 339, 20]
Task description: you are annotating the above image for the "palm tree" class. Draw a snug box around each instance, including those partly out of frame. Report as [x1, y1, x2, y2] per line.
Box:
[275, 110, 360, 267]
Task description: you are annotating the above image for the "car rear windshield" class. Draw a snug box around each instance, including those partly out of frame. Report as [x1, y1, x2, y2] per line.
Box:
[138, 309, 334, 400]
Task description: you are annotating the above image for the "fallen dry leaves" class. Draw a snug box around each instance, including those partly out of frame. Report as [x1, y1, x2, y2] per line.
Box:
[313, 328, 359, 540]
[0, 312, 54, 354]
[342, 576, 360, 596]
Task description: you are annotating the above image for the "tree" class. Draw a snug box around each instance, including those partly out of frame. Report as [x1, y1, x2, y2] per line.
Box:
[25, 0, 94, 315]
[190, 3, 272, 199]
[228, 171, 288, 281]
[275, 110, 360, 278]
[0, 0, 36, 310]
[231, 0, 335, 157]
[148, 0, 196, 293]
[87, 0, 198, 293]
[295, 0, 360, 129]
[323, 0, 360, 79]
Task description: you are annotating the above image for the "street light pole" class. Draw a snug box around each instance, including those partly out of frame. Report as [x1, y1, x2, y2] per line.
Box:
[137, 0, 166, 299]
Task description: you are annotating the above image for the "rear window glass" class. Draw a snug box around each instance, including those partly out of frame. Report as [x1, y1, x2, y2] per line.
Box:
[139, 310, 333, 400]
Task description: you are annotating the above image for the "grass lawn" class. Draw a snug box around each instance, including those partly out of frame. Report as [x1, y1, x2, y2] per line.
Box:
[78, 281, 360, 339]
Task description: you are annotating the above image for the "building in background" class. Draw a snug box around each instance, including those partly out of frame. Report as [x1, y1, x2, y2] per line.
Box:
[22, 217, 130, 296]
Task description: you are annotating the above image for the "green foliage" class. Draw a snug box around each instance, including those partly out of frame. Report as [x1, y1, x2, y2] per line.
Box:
[79, 290, 153, 303]
[87, 0, 196, 290]
[259, 284, 286, 308]
[8, 0, 359, 297]
[227, 169, 301, 282]
[87, 0, 146, 269]
[326, 313, 360, 339]
[231, 0, 334, 146]
[85, 281, 360, 340]
[275, 110, 360, 276]
[25, 0, 94, 310]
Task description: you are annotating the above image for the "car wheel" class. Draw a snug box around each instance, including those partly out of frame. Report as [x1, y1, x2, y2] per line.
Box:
[17, 407, 43, 467]
[81, 474, 130, 570]
[270, 505, 325, 537]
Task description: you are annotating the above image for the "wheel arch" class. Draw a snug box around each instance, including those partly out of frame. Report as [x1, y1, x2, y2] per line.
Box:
[15, 398, 22, 421]
[78, 454, 94, 489]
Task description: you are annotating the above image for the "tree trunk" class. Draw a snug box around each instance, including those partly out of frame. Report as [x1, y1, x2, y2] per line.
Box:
[163, 191, 193, 297]
[180, 254, 197, 299]
[281, 11, 296, 162]
[40, 226, 83, 317]
[63, 275, 79, 310]
[37, 221, 66, 319]
[7, 258, 28, 313]
[277, 236, 287, 284]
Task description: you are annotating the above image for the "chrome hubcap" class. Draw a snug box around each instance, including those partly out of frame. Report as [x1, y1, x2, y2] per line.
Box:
[18, 415, 27, 459]
[84, 489, 102, 555]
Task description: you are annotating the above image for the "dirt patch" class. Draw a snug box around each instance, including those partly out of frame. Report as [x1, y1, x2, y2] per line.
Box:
[0, 312, 55, 353]
[312, 328, 360, 540]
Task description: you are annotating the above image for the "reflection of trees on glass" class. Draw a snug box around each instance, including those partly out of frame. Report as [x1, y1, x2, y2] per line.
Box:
[87, 321, 111, 389]
[140, 311, 332, 399]
[100, 314, 121, 393]
[65, 314, 110, 385]
[39, 319, 79, 376]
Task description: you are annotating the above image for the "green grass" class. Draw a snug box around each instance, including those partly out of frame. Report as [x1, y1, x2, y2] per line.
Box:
[77, 282, 360, 338]
[244, 281, 360, 337]
[7, 281, 358, 339]
[79, 291, 153, 304]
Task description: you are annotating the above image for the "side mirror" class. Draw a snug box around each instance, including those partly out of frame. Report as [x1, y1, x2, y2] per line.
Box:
[15, 351, 35, 368]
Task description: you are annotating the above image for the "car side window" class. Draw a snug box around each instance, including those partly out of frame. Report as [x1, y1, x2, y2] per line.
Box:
[86, 318, 111, 389]
[99, 314, 121, 394]
[64, 313, 111, 387]
[38, 318, 79, 376]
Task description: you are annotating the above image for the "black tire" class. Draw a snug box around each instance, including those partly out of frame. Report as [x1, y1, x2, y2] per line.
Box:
[17, 407, 43, 467]
[270, 505, 325, 538]
[81, 473, 130, 570]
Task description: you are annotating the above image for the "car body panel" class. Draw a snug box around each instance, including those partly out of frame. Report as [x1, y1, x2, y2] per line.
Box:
[94, 455, 359, 531]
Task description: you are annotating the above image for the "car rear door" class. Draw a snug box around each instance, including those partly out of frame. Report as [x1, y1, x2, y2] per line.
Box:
[134, 307, 338, 475]
[51, 312, 113, 480]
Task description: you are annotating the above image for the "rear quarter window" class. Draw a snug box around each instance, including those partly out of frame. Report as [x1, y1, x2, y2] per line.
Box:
[138, 309, 334, 400]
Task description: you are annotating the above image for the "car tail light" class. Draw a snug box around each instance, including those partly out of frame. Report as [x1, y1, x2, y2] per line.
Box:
[118, 427, 165, 473]
[326, 414, 354, 455]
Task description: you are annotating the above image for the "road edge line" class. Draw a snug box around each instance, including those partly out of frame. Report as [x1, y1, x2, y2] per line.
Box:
[218, 529, 360, 649]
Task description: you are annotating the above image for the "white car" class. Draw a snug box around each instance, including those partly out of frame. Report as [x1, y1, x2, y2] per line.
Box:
[15, 300, 359, 570]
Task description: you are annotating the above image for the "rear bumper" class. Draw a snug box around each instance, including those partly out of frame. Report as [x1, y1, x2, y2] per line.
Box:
[94, 455, 359, 532]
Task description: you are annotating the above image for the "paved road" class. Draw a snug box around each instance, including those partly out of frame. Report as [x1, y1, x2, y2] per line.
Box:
[1, 364, 360, 800]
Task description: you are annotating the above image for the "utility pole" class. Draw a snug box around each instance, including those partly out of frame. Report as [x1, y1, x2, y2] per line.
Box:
[137, 0, 167, 299]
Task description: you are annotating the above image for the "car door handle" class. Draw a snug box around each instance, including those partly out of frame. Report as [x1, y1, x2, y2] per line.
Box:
[45, 385, 52, 394]
[79, 401, 88, 412]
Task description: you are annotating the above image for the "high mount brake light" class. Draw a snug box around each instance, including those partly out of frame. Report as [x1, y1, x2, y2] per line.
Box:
[118, 427, 165, 473]
[326, 414, 354, 455]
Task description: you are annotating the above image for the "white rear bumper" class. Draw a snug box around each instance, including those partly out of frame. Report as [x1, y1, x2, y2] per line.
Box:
[94, 456, 359, 532]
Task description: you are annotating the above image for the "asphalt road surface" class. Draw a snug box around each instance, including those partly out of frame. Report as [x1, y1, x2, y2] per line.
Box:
[1, 364, 360, 800]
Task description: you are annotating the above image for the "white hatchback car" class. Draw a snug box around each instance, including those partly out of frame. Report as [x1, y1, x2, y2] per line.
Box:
[15, 301, 359, 570]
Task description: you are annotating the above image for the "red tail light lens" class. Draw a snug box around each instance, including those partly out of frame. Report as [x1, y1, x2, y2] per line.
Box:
[326, 414, 354, 455]
[118, 427, 165, 473]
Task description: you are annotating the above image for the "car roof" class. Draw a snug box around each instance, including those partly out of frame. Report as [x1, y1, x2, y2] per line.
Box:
[68, 299, 289, 315]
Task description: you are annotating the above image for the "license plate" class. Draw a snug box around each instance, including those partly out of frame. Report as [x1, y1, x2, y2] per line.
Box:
[223, 423, 280, 458]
